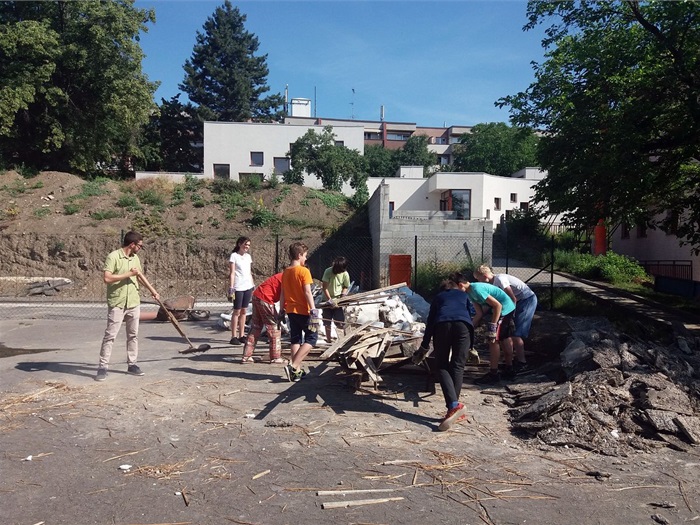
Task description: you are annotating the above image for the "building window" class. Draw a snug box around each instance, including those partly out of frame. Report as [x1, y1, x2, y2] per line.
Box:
[621, 222, 630, 239]
[510, 193, 517, 203]
[520, 202, 529, 211]
[250, 152, 264, 166]
[438, 155, 450, 165]
[449, 136, 462, 144]
[389, 201, 395, 218]
[213, 164, 230, 180]
[364, 132, 381, 140]
[386, 132, 411, 141]
[273, 157, 290, 174]
[665, 210, 679, 235]
[433, 137, 447, 145]
[334, 140, 344, 147]
[636, 220, 647, 238]
[494, 198, 501, 211]
[440, 189, 471, 220]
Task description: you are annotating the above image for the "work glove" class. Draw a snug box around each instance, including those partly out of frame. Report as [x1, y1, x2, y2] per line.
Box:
[486, 322, 498, 343]
[412, 345, 431, 365]
[327, 298, 338, 308]
[467, 347, 480, 365]
[227, 287, 235, 301]
[308, 309, 321, 333]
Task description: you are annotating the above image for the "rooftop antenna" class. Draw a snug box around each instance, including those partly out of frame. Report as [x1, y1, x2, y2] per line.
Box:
[314, 86, 317, 118]
[380, 105, 385, 122]
[284, 84, 289, 115]
[350, 88, 355, 119]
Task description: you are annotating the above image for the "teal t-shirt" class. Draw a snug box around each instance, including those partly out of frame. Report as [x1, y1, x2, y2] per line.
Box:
[467, 282, 515, 316]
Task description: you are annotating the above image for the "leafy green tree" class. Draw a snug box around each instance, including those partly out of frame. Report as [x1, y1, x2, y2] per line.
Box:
[364, 144, 396, 179]
[499, 1, 700, 250]
[451, 122, 539, 176]
[136, 94, 203, 172]
[395, 135, 437, 176]
[364, 135, 436, 178]
[286, 126, 367, 192]
[0, 0, 157, 174]
[180, 0, 284, 122]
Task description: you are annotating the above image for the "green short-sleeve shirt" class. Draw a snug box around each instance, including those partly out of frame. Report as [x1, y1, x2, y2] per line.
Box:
[104, 248, 142, 308]
[321, 267, 350, 300]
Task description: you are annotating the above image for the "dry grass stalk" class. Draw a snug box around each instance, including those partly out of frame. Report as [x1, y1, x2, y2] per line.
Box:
[127, 458, 196, 480]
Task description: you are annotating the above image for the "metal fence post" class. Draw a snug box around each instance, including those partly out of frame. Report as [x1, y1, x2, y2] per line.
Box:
[414, 235, 418, 292]
[481, 226, 485, 263]
[550, 234, 555, 310]
[275, 234, 279, 273]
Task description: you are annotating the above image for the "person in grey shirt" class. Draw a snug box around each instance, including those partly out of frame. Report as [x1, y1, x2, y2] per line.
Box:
[474, 265, 538, 374]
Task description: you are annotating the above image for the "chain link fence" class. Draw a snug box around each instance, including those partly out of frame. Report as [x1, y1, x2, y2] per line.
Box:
[0, 229, 556, 319]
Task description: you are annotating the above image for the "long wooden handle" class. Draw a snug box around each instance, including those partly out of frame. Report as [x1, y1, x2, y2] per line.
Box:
[137, 276, 192, 343]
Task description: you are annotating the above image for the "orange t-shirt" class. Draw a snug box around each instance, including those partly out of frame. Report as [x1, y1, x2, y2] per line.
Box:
[282, 265, 313, 315]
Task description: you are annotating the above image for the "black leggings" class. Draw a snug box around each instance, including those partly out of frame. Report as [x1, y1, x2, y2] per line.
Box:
[432, 321, 473, 408]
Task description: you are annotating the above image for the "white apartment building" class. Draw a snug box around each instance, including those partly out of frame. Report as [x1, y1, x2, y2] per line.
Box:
[367, 166, 547, 228]
[202, 120, 365, 190]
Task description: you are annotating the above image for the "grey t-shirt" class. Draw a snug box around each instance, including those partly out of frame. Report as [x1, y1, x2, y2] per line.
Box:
[493, 274, 534, 301]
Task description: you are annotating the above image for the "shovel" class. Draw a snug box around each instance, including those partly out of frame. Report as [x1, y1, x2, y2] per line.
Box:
[138, 276, 211, 354]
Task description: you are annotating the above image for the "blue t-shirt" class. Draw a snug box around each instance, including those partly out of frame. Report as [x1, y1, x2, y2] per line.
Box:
[422, 288, 474, 347]
[467, 282, 515, 316]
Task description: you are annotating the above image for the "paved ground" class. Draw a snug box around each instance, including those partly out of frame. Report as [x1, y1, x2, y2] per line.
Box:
[1, 316, 699, 525]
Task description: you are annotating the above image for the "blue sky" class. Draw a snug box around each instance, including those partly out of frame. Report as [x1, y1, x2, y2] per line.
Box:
[135, 0, 547, 127]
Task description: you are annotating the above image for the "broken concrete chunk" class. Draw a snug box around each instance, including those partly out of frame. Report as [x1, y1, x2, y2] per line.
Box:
[672, 415, 700, 445]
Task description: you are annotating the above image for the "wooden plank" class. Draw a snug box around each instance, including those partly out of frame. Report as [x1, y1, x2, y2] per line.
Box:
[319, 283, 407, 307]
[356, 352, 383, 383]
[321, 496, 404, 509]
[365, 332, 392, 359]
[318, 322, 373, 359]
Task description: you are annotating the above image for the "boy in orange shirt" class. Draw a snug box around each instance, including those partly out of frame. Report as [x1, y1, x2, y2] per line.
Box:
[281, 242, 319, 381]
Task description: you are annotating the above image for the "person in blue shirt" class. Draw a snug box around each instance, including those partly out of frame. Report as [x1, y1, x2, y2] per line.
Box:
[455, 273, 516, 385]
[419, 276, 474, 431]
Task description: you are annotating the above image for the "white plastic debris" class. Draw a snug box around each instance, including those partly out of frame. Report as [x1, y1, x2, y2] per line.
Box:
[22, 455, 32, 461]
[610, 429, 620, 439]
[118, 464, 132, 470]
[245, 413, 255, 418]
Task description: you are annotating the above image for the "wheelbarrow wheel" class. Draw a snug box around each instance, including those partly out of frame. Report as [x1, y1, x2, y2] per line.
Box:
[188, 309, 210, 321]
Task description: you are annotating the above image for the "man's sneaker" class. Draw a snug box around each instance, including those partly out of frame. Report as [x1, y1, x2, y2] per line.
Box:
[474, 370, 500, 385]
[230, 337, 242, 345]
[513, 361, 531, 375]
[127, 364, 144, 376]
[238, 337, 248, 345]
[95, 368, 107, 382]
[502, 366, 516, 381]
[438, 403, 467, 431]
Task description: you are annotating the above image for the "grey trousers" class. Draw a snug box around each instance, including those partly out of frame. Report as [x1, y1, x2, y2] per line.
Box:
[99, 305, 140, 369]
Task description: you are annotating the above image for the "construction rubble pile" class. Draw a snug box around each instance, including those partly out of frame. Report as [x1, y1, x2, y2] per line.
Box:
[319, 283, 427, 384]
[502, 317, 700, 456]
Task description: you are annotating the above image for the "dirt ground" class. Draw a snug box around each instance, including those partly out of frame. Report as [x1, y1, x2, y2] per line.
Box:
[1, 311, 698, 525]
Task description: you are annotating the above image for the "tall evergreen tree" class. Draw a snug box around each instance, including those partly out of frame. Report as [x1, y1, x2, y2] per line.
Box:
[0, 0, 157, 174]
[180, 0, 284, 122]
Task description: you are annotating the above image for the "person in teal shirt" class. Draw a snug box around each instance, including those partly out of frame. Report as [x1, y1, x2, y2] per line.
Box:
[451, 272, 515, 385]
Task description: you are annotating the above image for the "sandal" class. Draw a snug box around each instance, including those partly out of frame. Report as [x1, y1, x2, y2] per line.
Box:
[270, 358, 285, 364]
[241, 356, 255, 363]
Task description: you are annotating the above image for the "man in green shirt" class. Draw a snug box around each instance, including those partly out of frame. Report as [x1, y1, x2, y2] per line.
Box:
[96, 231, 158, 381]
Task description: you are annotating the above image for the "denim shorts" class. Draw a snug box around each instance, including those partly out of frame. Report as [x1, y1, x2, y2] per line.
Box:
[513, 294, 537, 338]
[287, 312, 319, 347]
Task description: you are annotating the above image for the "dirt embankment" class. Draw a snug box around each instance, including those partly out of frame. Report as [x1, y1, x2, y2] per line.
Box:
[0, 171, 362, 299]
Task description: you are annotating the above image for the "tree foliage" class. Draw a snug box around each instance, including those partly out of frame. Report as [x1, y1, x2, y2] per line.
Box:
[451, 122, 539, 176]
[364, 135, 436, 178]
[499, 1, 700, 250]
[136, 94, 203, 173]
[286, 126, 367, 193]
[0, 0, 157, 174]
[180, 0, 284, 123]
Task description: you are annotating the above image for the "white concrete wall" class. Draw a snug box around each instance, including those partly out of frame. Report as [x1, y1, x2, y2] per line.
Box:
[203, 121, 365, 191]
[135, 172, 206, 182]
[611, 216, 700, 280]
